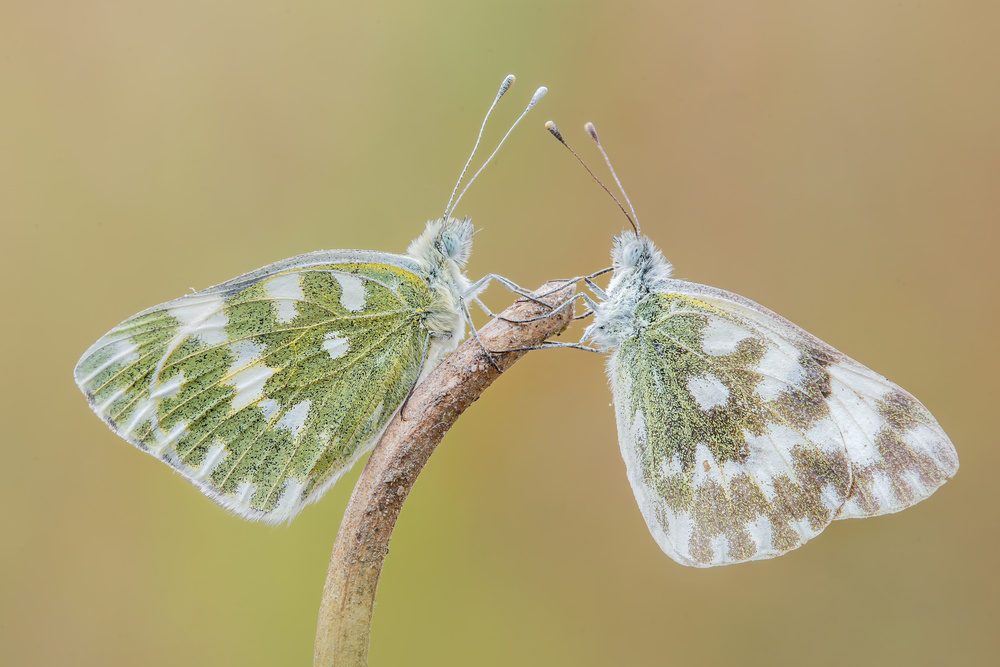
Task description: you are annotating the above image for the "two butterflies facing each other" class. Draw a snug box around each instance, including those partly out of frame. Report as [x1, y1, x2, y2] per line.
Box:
[74, 75, 958, 569]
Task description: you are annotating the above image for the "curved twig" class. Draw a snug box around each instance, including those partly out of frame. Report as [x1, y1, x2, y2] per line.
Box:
[314, 281, 577, 666]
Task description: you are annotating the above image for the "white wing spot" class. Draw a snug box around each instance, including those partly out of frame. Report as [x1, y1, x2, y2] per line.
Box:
[273, 479, 307, 519]
[322, 332, 350, 359]
[825, 374, 885, 465]
[259, 398, 281, 421]
[741, 424, 803, 501]
[687, 374, 730, 410]
[803, 414, 842, 450]
[161, 420, 188, 447]
[747, 515, 774, 554]
[756, 344, 804, 401]
[121, 400, 155, 439]
[236, 480, 256, 505]
[707, 533, 731, 565]
[660, 454, 683, 477]
[147, 417, 189, 455]
[228, 365, 275, 412]
[277, 399, 312, 436]
[336, 274, 366, 312]
[168, 294, 228, 346]
[149, 371, 185, 400]
[229, 339, 266, 368]
[701, 316, 754, 356]
[265, 273, 304, 323]
[194, 442, 227, 480]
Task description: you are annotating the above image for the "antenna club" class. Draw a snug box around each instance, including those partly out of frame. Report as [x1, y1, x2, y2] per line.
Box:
[581, 120, 640, 233]
[443, 73, 527, 218]
[448, 79, 547, 215]
[545, 120, 565, 142]
[545, 117, 639, 235]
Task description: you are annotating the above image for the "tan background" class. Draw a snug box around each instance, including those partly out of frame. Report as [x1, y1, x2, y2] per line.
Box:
[2, 2, 997, 665]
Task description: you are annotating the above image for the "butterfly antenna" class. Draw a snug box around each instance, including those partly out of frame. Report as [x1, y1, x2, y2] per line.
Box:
[545, 121, 638, 233]
[442, 74, 516, 219]
[441, 75, 516, 220]
[585, 122, 641, 235]
[448, 85, 548, 216]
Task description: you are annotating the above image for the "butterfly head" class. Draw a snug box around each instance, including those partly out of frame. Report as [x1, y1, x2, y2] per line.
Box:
[435, 216, 475, 266]
[408, 216, 475, 271]
[584, 232, 674, 350]
[405, 216, 476, 345]
[610, 231, 673, 288]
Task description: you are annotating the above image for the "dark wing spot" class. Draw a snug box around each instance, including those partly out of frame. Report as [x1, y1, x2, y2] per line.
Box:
[877, 390, 925, 431]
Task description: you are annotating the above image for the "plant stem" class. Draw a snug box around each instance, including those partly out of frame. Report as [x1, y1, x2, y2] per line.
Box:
[313, 281, 577, 666]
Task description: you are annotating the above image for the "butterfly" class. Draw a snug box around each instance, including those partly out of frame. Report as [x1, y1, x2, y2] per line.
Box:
[73, 75, 546, 525]
[546, 121, 959, 567]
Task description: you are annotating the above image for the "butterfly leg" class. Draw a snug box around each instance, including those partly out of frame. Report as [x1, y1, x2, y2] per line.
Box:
[460, 297, 505, 373]
[490, 340, 604, 354]
[476, 291, 594, 325]
[484, 290, 603, 354]
[465, 273, 555, 310]
[470, 267, 611, 324]
[583, 267, 612, 300]
[511, 266, 612, 303]
[571, 291, 601, 321]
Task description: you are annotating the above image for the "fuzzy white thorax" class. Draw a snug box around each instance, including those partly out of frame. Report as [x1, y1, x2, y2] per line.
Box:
[406, 217, 475, 361]
[585, 231, 674, 350]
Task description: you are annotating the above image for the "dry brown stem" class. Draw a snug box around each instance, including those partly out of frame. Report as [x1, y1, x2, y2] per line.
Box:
[313, 281, 577, 667]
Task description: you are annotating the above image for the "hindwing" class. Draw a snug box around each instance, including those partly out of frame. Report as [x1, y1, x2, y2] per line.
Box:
[75, 259, 435, 523]
[610, 283, 957, 566]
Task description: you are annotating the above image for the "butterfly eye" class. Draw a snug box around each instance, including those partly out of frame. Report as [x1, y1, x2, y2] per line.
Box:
[442, 227, 473, 260]
[438, 232, 459, 258]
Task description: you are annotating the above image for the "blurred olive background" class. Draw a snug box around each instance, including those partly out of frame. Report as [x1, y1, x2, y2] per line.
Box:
[3, 2, 997, 665]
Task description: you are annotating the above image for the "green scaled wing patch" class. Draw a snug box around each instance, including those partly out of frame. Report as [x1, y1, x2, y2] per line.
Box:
[610, 286, 957, 567]
[75, 258, 434, 523]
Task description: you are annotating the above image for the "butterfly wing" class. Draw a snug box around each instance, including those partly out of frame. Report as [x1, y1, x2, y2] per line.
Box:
[75, 252, 436, 524]
[609, 280, 957, 567]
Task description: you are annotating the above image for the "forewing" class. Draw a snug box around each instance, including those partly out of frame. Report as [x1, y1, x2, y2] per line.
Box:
[611, 284, 956, 567]
[75, 259, 433, 523]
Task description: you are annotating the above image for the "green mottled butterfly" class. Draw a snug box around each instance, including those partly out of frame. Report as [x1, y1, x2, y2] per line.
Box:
[74, 75, 546, 524]
[546, 121, 959, 567]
